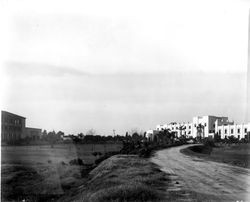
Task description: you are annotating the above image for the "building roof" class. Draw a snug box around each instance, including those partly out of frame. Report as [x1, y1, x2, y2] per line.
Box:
[25, 127, 42, 130]
[1, 110, 26, 119]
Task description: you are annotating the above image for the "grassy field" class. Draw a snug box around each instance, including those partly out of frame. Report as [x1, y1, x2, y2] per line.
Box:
[58, 155, 168, 202]
[1, 143, 122, 201]
[181, 143, 250, 168]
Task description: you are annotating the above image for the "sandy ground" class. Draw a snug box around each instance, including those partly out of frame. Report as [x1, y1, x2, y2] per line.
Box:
[151, 144, 250, 202]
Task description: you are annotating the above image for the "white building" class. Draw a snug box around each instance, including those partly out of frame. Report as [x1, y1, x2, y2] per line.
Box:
[145, 129, 160, 141]
[215, 121, 250, 140]
[154, 115, 250, 140]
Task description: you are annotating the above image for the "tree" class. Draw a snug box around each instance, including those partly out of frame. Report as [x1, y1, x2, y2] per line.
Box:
[57, 131, 64, 139]
[132, 132, 140, 142]
[48, 130, 57, 148]
[86, 129, 96, 136]
[153, 129, 174, 144]
[196, 123, 205, 141]
[78, 133, 84, 139]
[178, 125, 186, 139]
[42, 130, 48, 140]
[214, 132, 221, 142]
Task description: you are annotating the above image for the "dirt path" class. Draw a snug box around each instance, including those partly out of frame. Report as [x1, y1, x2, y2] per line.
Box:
[151, 144, 250, 202]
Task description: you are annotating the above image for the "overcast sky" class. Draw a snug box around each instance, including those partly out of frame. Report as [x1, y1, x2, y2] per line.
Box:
[0, 0, 250, 135]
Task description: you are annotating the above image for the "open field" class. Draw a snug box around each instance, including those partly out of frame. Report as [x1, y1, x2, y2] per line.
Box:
[1, 143, 122, 201]
[181, 143, 250, 168]
[58, 155, 168, 202]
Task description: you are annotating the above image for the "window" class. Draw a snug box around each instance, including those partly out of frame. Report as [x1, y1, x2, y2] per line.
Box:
[231, 129, 234, 134]
[189, 126, 191, 129]
[225, 129, 227, 134]
[238, 128, 240, 133]
[245, 128, 247, 133]
[188, 131, 191, 134]
[218, 129, 221, 135]
[238, 135, 240, 139]
[213, 124, 215, 128]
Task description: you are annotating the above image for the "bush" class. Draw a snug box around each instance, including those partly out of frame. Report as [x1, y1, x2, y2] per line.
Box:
[189, 145, 213, 155]
[81, 165, 96, 177]
[139, 147, 154, 158]
[203, 138, 215, 148]
[95, 151, 120, 165]
[69, 158, 84, 166]
[61, 161, 67, 166]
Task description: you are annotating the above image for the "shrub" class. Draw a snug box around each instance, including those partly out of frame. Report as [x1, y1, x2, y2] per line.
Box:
[92, 152, 98, 157]
[95, 151, 120, 165]
[203, 138, 215, 148]
[139, 147, 154, 158]
[69, 158, 84, 166]
[81, 165, 96, 177]
[61, 161, 67, 166]
[95, 155, 110, 165]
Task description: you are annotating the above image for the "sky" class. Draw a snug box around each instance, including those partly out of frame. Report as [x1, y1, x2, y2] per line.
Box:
[0, 0, 250, 135]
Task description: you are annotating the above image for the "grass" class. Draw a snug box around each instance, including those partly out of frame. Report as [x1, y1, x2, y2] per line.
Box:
[58, 155, 168, 202]
[181, 143, 250, 168]
[2, 143, 122, 165]
[1, 143, 122, 202]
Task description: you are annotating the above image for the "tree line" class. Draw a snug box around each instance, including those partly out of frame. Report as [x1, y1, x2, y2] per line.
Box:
[39, 129, 147, 144]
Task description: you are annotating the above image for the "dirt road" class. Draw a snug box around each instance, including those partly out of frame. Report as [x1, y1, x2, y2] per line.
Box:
[151, 144, 250, 202]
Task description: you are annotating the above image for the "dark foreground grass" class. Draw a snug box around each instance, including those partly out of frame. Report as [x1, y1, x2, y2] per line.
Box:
[58, 155, 168, 202]
[181, 144, 250, 168]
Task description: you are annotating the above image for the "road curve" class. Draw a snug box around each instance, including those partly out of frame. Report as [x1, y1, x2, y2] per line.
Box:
[151, 144, 250, 202]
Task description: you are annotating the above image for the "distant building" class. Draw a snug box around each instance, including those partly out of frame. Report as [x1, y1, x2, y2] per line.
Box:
[215, 121, 250, 140]
[153, 115, 250, 140]
[145, 129, 160, 141]
[1, 111, 26, 142]
[24, 127, 42, 140]
[1, 110, 42, 143]
[192, 116, 230, 138]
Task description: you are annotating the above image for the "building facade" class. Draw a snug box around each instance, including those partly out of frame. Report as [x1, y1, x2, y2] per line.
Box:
[152, 115, 250, 140]
[145, 129, 160, 141]
[1, 111, 26, 142]
[215, 121, 250, 140]
[1, 110, 42, 143]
